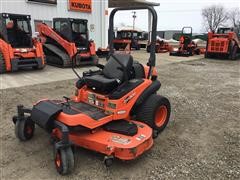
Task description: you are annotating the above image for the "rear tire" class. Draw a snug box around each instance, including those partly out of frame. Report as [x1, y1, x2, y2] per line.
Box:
[54, 146, 74, 175]
[204, 52, 209, 58]
[15, 117, 35, 141]
[230, 45, 238, 60]
[0, 52, 6, 74]
[136, 94, 171, 137]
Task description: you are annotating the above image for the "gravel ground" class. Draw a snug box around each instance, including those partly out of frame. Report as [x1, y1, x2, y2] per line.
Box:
[0, 57, 239, 179]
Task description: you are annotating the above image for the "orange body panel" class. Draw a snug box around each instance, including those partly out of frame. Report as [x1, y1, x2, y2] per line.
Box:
[143, 65, 157, 79]
[57, 79, 152, 129]
[207, 32, 239, 54]
[37, 23, 77, 58]
[89, 41, 96, 55]
[53, 120, 153, 160]
[0, 38, 13, 71]
[37, 23, 96, 59]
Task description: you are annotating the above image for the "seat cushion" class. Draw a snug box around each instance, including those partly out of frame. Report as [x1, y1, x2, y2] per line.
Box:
[84, 74, 119, 93]
[103, 54, 133, 82]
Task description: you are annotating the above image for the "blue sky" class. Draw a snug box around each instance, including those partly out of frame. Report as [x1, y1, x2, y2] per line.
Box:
[113, 0, 240, 33]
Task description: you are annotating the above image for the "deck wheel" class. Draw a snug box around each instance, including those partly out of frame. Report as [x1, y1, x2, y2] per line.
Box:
[15, 117, 35, 141]
[53, 146, 74, 175]
[103, 156, 114, 167]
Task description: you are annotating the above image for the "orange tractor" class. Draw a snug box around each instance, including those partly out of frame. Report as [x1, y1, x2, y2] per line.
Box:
[13, 6, 171, 175]
[37, 18, 98, 67]
[205, 27, 240, 60]
[113, 29, 142, 51]
[170, 27, 200, 56]
[0, 13, 45, 73]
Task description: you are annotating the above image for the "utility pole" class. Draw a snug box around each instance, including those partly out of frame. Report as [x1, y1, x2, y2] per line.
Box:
[132, 11, 137, 30]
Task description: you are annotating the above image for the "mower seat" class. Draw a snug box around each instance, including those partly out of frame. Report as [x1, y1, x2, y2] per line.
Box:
[84, 54, 133, 93]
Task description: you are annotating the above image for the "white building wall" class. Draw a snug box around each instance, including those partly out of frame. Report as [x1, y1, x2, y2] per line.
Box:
[0, 0, 109, 48]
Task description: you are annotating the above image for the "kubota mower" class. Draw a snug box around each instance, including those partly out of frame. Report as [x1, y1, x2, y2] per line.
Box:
[147, 38, 172, 53]
[37, 18, 98, 67]
[0, 13, 45, 73]
[169, 27, 200, 57]
[13, 6, 171, 175]
[205, 27, 240, 60]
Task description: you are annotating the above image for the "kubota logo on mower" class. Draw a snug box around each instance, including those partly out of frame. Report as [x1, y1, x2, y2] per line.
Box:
[111, 136, 131, 145]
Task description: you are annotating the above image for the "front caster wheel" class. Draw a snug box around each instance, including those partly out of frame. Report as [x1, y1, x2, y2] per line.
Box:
[103, 156, 114, 167]
[15, 117, 35, 141]
[54, 146, 75, 175]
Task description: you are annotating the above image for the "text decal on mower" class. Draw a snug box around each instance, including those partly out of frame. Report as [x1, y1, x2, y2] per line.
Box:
[68, 0, 92, 13]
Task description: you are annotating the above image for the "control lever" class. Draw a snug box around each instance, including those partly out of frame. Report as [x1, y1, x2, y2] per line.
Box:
[63, 96, 71, 107]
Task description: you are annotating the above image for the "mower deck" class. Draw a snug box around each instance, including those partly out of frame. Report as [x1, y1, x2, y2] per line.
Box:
[31, 99, 154, 160]
[55, 120, 153, 160]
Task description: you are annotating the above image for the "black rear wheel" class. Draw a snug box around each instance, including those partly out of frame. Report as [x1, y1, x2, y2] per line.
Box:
[230, 45, 238, 60]
[136, 94, 171, 138]
[0, 52, 6, 74]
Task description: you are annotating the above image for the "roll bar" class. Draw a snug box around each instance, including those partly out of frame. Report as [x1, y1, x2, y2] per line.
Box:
[109, 6, 158, 78]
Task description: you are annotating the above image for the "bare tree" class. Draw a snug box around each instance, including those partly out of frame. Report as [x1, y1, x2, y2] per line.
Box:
[202, 5, 229, 32]
[229, 8, 240, 31]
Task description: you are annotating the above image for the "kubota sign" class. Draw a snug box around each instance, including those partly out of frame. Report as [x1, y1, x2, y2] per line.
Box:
[68, 0, 92, 13]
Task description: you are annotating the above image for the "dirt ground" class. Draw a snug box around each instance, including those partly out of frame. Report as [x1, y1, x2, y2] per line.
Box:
[0, 55, 240, 179]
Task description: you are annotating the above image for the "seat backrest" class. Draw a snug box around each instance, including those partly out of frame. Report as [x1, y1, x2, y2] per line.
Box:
[103, 54, 133, 82]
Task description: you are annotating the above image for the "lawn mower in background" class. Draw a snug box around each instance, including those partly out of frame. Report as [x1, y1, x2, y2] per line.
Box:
[0, 13, 45, 73]
[147, 38, 172, 53]
[96, 47, 110, 58]
[169, 27, 200, 57]
[13, 6, 171, 175]
[37, 18, 98, 68]
[205, 27, 240, 60]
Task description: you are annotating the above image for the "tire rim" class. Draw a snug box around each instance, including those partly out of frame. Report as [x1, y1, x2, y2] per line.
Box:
[25, 125, 33, 135]
[155, 105, 168, 127]
[55, 152, 61, 168]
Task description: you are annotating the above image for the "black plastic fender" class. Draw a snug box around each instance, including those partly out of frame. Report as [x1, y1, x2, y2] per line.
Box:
[131, 80, 161, 115]
[31, 101, 62, 131]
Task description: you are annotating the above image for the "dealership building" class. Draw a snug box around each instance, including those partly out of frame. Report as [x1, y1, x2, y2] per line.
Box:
[0, 0, 158, 48]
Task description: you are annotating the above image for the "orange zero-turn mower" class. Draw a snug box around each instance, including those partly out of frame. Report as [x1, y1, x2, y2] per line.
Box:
[147, 39, 172, 53]
[13, 6, 171, 175]
[0, 13, 45, 73]
[169, 27, 200, 57]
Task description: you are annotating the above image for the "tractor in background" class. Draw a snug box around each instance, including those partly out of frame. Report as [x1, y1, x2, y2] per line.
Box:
[205, 27, 240, 60]
[0, 13, 45, 73]
[37, 18, 98, 67]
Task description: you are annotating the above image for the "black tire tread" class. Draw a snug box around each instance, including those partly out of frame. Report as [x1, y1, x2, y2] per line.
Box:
[15, 118, 35, 141]
[55, 147, 74, 175]
[0, 52, 6, 74]
[136, 94, 171, 133]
